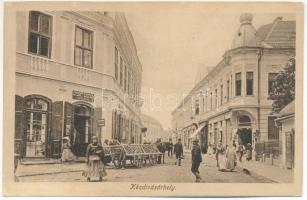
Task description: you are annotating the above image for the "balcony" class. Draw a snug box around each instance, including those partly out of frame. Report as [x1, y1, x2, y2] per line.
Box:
[16, 52, 114, 89]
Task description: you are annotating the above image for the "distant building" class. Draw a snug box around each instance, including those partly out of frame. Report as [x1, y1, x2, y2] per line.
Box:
[141, 114, 164, 143]
[171, 13, 295, 152]
[14, 11, 143, 159]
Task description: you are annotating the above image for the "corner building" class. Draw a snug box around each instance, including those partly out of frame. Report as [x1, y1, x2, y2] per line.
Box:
[15, 11, 143, 158]
[171, 14, 295, 151]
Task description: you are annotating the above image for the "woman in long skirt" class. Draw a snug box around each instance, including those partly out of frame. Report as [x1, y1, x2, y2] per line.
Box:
[82, 136, 107, 182]
[61, 137, 76, 163]
[225, 144, 237, 171]
[246, 143, 253, 161]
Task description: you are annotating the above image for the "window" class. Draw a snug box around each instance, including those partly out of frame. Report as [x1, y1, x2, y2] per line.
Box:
[205, 94, 207, 112]
[28, 11, 52, 58]
[195, 99, 200, 115]
[235, 72, 242, 96]
[115, 47, 118, 80]
[215, 89, 218, 108]
[268, 116, 279, 140]
[220, 84, 223, 105]
[128, 71, 131, 95]
[124, 65, 127, 92]
[202, 96, 205, 112]
[268, 73, 278, 97]
[210, 92, 212, 110]
[75, 26, 93, 68]
[227, 80, 230, 102]
[120, 57, 123, 86]
[246, 72, 254, 95]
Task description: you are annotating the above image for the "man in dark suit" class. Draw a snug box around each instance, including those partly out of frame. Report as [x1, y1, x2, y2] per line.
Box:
[174, 138, 183, 166]
[191, 139, 202, 182]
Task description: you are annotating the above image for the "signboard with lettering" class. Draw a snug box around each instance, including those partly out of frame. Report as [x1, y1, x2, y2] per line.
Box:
[72, 90, 94, 102]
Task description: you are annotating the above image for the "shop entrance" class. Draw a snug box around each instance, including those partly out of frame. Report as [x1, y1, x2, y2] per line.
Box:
[73, 104, 92, 157]
[238, 128, 252, 146]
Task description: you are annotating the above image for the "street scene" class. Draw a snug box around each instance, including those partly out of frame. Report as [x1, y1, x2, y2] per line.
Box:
[13, 9, 296, 184]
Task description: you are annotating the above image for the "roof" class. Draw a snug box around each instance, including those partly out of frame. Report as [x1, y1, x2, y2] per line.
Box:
[256, 19, 296, 48]
[278, 101, 295, 117]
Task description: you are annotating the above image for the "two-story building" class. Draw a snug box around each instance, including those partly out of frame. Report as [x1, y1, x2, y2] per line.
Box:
[171, 13, 295, 152]
[14, 11, 143, 159]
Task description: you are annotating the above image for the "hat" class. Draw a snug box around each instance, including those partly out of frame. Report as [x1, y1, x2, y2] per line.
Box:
[193, 139, 199, 143]
[63, 136, 70, 141]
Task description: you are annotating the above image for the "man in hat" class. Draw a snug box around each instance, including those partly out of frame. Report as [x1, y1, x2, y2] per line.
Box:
[174, 138, 183, 166]
[191, 138, 202, 182]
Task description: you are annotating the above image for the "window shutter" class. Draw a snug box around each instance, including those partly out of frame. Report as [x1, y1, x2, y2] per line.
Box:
[93, 107, 102, 144]
[51, 101, 63, 158]
[64, 102, 74, 141]
[15, 95, 26, 157]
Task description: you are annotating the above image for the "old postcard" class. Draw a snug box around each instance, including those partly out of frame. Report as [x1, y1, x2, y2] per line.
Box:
[3, 1, 304, 196]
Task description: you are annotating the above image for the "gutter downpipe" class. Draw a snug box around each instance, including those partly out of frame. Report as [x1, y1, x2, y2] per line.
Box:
[257, 48, 264, 144]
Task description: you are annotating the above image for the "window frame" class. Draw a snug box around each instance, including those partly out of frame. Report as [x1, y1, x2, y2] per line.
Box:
[28, 11, 53, 58]
[235, 72, 242, 96]
[74, 26, 94, 69]
[246, 72, 254, 96]
[115, 47, 119, 80]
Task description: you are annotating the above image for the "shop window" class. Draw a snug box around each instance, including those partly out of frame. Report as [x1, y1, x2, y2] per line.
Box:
[74, 26, 93, 68]
[115, 47, 118, 80]
[268, 73, 278, 97]
[25, 98, 49, 157]
[235, 72, 242, 96]
[246, 72, 254, 95]
[28, 11, 52, 58]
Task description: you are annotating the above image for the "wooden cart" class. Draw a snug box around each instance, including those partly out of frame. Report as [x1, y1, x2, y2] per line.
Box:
[103, 144, 162, 168]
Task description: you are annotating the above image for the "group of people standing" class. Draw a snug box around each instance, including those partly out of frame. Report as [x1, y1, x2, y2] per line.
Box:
[212, 141, 253, 172]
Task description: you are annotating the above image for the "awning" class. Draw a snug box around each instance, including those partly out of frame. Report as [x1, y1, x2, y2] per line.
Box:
[189, 125, 205, 139]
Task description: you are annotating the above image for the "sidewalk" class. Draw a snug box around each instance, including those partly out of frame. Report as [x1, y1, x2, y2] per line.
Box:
[236, 159, 294, 183]
[16, 163, 85, 177]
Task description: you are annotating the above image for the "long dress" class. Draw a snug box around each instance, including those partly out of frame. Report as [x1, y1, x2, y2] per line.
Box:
[82, 143, 107, 181]
[218, 152, 227, 170]
[225, 147, 236, 171]
[61, 142, 76, 162]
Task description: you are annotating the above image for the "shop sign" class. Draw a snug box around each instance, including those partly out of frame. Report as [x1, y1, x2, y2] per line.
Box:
[72, 90, 94, 102]
[98, 119, 105, 127]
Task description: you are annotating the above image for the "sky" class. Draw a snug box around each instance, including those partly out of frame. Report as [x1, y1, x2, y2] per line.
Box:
[125, 11, 295, 130]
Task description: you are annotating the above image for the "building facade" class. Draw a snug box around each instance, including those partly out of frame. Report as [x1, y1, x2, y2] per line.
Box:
[15, 11, 143, 158]
[171, 13, 295, 152]
[141, 114, 164, 143]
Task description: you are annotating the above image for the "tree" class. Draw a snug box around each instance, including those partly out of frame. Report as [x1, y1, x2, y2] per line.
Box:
[269, 56, 295, 113]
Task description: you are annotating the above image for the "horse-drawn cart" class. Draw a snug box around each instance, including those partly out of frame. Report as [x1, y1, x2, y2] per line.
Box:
[103, 144, 162, 168]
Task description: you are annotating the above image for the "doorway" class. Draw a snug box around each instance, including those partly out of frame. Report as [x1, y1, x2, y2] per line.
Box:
[73, 104, 92, 157]
[238, 128, 252, 146]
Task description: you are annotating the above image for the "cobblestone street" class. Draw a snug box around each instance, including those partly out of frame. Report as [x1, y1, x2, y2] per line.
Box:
[16, 154, 273, 183]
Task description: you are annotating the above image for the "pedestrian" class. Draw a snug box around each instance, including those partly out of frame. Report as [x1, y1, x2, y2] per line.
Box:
[207, 144, 213, 155]
[156, 139, 164, 164]
[82, 136, 107, 182]
[225, 143, 237, 171]
[237, 143, 244, 162]
[246, 143, 253, 161]
[215, 141, 224, 168]
[61, 136, 76, 163]
[168, 139, 174, 158]
[174, 138, 183, 166]
[103, 139, 109, 147]
[191, 139, 202, 182]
